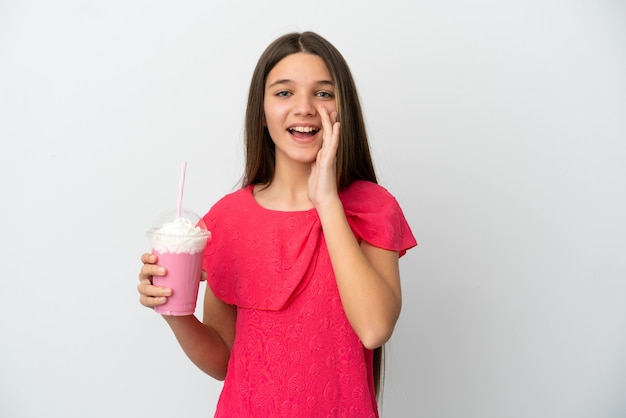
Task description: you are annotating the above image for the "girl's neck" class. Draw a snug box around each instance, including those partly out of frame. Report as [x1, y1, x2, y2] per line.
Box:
[253, 165, 313, 211]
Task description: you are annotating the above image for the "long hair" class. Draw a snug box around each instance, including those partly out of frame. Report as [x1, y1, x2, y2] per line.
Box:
[241, 31, 384, 397]
[242, 31, 377, 191]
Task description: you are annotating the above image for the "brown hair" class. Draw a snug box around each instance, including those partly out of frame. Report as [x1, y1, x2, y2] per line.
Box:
[241, 31, 384, 397]
[242, 31, 377, 191]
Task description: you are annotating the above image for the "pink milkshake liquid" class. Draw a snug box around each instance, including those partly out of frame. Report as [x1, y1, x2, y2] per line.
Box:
[147, 209, 211, 316]
[152, 250, 204, 315]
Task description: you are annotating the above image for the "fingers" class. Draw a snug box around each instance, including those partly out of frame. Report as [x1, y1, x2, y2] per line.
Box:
[139, 253, 165, 280]
[318, 106, 340, 158]
[140, 252, 157, 264]
[138, 279, 171, 308]
[139, 262, 166, 282]
[138, 252, 170, 308]
[318, 106, 337, 135]
[318, 104, 338, 124]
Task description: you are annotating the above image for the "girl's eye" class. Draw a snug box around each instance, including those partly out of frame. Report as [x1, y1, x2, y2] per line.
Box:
[317, 91, 333, 98]
[276, 91, 291, 97]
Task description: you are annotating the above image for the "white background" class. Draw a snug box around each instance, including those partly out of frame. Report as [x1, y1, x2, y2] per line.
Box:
[1, 1, 625, 417]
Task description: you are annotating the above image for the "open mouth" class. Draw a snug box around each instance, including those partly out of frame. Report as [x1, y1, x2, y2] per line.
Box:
[288, 126, 320, 139]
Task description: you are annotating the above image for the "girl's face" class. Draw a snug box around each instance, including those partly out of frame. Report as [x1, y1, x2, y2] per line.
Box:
[263, 52, 337, 166]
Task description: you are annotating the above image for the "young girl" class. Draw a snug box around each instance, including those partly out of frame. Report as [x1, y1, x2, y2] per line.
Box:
[138, 31, 417, 417]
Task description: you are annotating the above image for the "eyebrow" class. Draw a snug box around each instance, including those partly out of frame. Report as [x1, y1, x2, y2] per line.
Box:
[266, 79, 334, 89]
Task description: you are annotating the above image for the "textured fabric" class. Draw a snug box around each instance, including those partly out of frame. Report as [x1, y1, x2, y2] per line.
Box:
[202, 180, 417, 417]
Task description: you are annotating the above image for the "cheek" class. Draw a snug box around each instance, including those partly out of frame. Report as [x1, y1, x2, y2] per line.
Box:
[264, 103, 289, 127]
[263, 116, 284, 142]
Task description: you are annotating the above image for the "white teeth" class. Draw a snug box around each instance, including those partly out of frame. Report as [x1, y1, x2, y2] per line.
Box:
[290, 126, 317, 133]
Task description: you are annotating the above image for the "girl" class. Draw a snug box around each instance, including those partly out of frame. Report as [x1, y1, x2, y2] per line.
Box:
[138, 31, 417, 417]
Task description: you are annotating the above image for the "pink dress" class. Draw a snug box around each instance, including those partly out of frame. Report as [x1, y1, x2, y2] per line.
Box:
[202, 180, 417, 417]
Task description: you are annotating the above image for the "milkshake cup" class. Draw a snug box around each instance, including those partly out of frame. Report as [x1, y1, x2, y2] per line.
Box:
[146, 208, 211, 316]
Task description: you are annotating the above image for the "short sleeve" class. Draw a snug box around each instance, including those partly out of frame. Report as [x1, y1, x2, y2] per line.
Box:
[341, 181, 417, 257]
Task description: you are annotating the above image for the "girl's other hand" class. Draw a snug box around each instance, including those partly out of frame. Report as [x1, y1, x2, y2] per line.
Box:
[137, 253, 171, 308]
[308, 106, 340, 206]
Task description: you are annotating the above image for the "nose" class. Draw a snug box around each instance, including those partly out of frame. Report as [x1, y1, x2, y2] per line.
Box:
[293, 94, 316, 117]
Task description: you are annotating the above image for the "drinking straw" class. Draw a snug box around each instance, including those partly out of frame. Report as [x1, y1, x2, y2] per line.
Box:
[176, 161, 187, 219]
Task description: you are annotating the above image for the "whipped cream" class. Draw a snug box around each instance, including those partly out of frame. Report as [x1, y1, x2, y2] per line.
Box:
[148, 217, 211, 254]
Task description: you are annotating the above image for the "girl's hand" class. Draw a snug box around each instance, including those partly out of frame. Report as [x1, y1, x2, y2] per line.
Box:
[308, 106, 341, 207]
[137, 253, 171, 308]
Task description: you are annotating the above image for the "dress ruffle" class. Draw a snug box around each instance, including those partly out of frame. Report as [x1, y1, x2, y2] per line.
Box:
[203, 197, 321, 311]
[341, 181, 417, 257]
[202, 181, 417, 311]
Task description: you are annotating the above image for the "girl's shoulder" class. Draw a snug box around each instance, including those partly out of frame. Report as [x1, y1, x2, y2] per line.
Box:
[201, 186, 256, 227]
[209, 185, 254, 212]
[340, 180, 398, 207]
[340, 180, 417, 256]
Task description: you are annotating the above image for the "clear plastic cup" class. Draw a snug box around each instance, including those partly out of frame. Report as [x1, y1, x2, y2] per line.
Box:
[146, 209, 211, 316]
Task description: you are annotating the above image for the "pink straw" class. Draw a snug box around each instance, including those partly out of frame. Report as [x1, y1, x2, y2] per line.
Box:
[176, 161, 187, 219]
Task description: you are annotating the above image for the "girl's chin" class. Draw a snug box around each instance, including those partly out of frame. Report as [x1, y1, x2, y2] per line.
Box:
[276, 150, 319, 165]
[291, 154, 319, 164]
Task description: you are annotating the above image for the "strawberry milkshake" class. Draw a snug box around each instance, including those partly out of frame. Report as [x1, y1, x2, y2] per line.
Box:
[146, 212, 211, 316]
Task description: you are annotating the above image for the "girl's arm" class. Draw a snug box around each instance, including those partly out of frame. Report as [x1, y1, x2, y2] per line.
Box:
[138, 253, 236, 380]
[309, 107, 402, 349]
[316, 200, 402, 349]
